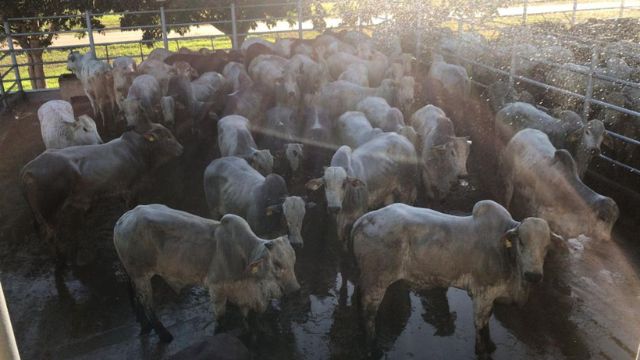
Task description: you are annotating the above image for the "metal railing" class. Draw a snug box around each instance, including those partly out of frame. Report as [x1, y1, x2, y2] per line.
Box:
[414, 16, 640, 190]
[1, 0, 637, 96]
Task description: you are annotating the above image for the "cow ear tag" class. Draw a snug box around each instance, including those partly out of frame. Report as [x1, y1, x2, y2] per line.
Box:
[144, 133, 156, 142]
[247, 260, 262, 274]
[504, 238, 512, 249]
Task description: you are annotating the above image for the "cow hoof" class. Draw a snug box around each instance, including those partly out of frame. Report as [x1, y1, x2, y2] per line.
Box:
[139, 323, 152, 335]
[158, 331, 174, 343]
[475, 339, 496, 355]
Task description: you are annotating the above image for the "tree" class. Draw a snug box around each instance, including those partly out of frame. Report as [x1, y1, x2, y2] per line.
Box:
[0, 1, 115, 89]
[116, 0, 310, 48]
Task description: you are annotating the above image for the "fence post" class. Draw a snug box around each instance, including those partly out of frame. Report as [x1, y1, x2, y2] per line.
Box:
[415, 1, 422, 57]
[230, 2, 238, 50]
[0, 77, 7, 109]
[0, 282, 20, 360]
[571, 0, 578, 26]
[3, 20, 23, 93]
[583, 45, 598, 120]
[160, 6, 169, 50]
[85, 11, 96, 56]
[297, 0, 303, 40]
[619, 0, 625, 18]
[522, 0, 528, 26]
[509, 42, 517, 88]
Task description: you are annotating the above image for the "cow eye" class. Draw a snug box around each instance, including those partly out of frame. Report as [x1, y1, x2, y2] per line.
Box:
[83, 127, 88, 132]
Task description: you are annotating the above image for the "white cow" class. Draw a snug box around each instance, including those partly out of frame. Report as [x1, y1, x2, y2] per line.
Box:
[37, 100, 102, 149]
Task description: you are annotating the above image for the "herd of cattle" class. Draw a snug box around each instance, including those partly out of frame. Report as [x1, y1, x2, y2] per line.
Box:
[17, 28, 624, 355]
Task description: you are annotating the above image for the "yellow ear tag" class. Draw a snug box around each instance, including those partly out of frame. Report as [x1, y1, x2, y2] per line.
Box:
[266, 208, 273, 216]
[144, 134, 156, 142]
[251, 265, 259, 274]
[505, 239, 512, 248]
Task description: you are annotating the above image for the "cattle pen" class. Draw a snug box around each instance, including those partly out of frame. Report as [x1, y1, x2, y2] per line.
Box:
[1, 1, 640, 359]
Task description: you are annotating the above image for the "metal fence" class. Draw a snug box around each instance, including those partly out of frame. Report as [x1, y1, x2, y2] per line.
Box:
[0, 0, 395, 96]
[411, 14, 640, 195]
[1, 0, 638, 98]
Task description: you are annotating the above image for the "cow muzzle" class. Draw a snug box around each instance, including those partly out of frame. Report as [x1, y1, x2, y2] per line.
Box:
[328, 206, 341, 214]
[524, 272, 542, 283]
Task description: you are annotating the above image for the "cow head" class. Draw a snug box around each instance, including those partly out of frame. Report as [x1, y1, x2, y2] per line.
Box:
[248, 149, 274, 176]
[285, 143, 304, 173]
[423, 137, 468, 199]
[160, 96, 176, 129]
[452, 136, 471, 177]
[142, 124, 184, 168]
[266, 196, 315, 248]
[275, 73, 301, 108]
[569, 119, 605, 162]
[502, 217, 555, 285]
[306, 166, 366, 214]
[545, 149, 619, 240]
[397, 126, 418, 149]
[395, 76, 415, 115]
[122, 98, 152, 131]
[74, 115, 103, 145]
[266, 236, 300, 294]
[590, 196, 620, 241]
[386, 107, 406, 130]
[67, 51, 83, 73]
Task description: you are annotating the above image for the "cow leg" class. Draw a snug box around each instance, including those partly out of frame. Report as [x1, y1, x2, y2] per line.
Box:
[209, 285, 227, 322]
[360, 284, 387, 347]
[133, 276, 174, 343]
[472, 296, 496, 354]
[127, 278, 152, 335]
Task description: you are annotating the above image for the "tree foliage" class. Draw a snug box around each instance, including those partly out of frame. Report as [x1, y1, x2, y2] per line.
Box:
[0, 0, 115, 89]
[114, 0, 303, 46]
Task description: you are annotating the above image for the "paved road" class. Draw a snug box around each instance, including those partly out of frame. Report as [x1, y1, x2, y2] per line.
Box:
[498, 0, 640, 16]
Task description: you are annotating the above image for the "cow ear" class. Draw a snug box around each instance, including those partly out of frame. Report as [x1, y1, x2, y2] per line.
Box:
[553, 149, 578, 176]
[266, 204, 282, 216]
[432, 144, 447, 152]
[502, 228, 518, 249]
[602, 132, 614, 149]
[306, 177, 324, 191]
[143, 132, 157, 142]
[566, 127, 583, 143]
[347, 176, 365, 187]
[246, 242, 270, 275]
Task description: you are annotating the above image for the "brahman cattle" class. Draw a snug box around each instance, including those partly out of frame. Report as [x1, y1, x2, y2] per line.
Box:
[306, 133, 417, 241]
[217, 115, 274, 175]
[496, 102, 605, 178]
[314, 79, 397, 120]
[501, 128, 619, 240]
[356, 96, 405, 132]
[37, 100, 102, 149]
[111, 56, 137, 111]
[352, 200, 557, 354]
[114, 205, 299, 342]
[336, 111, 383, 148]
[67, 51, 116, 127]
[21, 124, 183, 266]
[204, 156, 311, 246]
[411, 104, 470, 200]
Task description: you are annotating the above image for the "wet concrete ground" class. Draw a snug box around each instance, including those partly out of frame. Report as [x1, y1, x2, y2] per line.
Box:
[0, 93, 639, 359]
